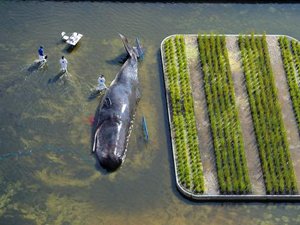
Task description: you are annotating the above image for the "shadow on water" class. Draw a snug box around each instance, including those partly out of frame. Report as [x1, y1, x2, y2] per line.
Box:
[106, 52, 129, 65]
[26, 60, 47, 74]
[87, 89, 106, 101]
[62, 43, 81, 54]
[47, 70, 66, 84]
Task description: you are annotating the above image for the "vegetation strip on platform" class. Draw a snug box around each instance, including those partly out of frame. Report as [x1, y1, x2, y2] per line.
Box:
[163, 35, 204, 194]
[278, 36, 300, 132]
[239, 34, 298, 195]
[197, 34, 251, 194]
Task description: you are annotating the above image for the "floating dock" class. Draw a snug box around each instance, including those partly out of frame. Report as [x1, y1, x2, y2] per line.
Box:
[161, 34, 300, 201]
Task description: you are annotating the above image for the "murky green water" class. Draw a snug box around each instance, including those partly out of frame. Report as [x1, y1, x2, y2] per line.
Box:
[1, 1, 300, 224]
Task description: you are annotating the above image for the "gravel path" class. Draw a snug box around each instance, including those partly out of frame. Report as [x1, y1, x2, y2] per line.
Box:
[226, 36, 265, 195]
[185, 36, 219, 195]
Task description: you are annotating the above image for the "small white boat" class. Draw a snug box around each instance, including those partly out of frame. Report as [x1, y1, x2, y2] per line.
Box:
[61, 31, 83, 46]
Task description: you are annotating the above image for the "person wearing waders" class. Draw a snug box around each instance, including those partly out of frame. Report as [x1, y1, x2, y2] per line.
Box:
[60, 56, 68, 72]
[96, 74, 107, 91]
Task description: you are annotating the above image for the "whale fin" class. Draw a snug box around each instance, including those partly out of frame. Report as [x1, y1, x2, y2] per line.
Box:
[135, 37, 144, 60]
[92, 128, 100, 153]
[119, 34, 136, 60]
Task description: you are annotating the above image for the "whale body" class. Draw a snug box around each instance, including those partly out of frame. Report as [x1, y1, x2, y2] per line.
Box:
[92, 34, 141, 171]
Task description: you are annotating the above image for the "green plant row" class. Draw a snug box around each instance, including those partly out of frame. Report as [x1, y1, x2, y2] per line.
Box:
[239, 34, 297, 194]
[197, 34, 251, 194]
[163, 36, 204, 194]
[278, 36, 300, 132]
[291, 40, 300, 79]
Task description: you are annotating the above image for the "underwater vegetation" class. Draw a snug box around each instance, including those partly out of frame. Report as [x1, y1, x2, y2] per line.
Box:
[0, 179, 21, 218]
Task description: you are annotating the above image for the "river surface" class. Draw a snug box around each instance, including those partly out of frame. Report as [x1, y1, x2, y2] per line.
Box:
[0, 1, 300, 225]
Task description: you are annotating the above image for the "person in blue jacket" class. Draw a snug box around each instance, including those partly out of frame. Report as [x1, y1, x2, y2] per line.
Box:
[38, 46, 46, 62]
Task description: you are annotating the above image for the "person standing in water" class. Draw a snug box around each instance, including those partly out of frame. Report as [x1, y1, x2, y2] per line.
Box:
[96, 74, 107, 91]
[59, 56, 68, 72]
[38, 46, 47, 62]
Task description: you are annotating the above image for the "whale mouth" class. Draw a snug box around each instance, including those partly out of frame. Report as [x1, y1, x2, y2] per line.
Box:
[99, 153, 122, 171]
[93, 119, 123, 171]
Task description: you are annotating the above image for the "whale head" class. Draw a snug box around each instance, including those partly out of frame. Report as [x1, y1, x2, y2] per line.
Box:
[93, 116, 125, 171]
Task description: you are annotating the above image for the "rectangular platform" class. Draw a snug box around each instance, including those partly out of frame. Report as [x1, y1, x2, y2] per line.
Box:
[161, 34, 300, 201]
[66, 33, 83, 46]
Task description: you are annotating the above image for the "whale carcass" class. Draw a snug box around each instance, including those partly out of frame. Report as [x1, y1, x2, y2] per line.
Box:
[92, 34, 142, 171]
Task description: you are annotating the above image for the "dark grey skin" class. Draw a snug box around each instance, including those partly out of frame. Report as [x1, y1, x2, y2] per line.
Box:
[92, 34, 141, 171]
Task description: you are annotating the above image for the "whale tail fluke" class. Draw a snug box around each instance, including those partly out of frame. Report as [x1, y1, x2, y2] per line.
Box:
[119, 33, 136, 60]
[119, 34, 144, 61]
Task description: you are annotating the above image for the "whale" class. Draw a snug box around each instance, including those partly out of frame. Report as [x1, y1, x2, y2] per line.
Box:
[92, 34, 142, 171]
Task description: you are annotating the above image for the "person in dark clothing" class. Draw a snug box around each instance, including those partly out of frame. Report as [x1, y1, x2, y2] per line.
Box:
[38, 46, 46, 62]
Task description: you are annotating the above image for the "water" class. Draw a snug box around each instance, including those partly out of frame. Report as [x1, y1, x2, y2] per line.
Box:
[0, 1, 300, 224]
